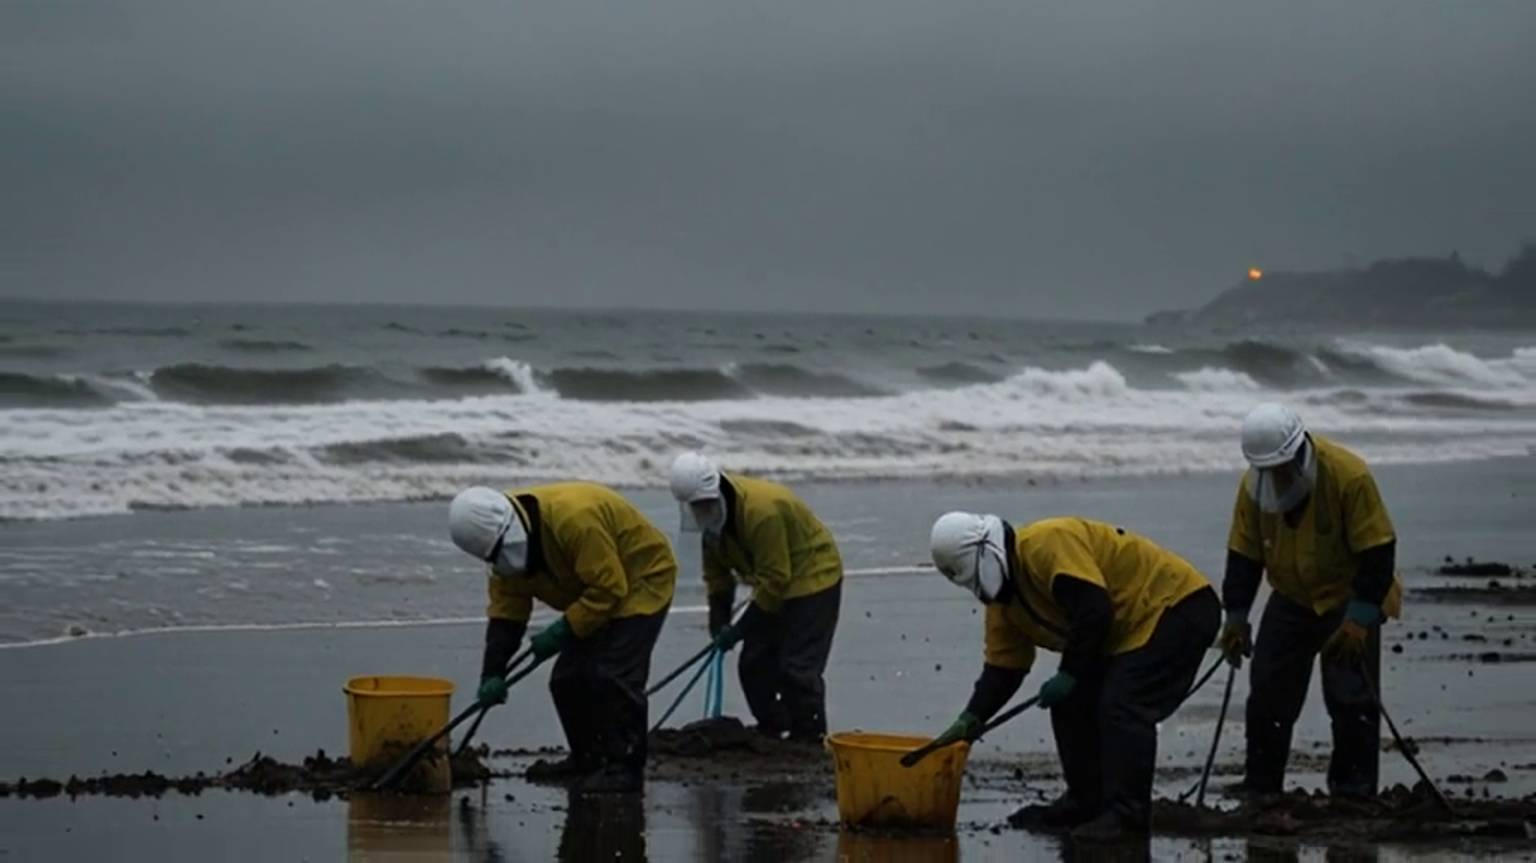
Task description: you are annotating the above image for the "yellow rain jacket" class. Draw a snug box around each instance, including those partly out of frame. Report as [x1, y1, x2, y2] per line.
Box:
[984, 518, 1211, 672]
[487, 483, 677, 638]
[701, 473, 843, 613]
[1227, 435, 1401, 617]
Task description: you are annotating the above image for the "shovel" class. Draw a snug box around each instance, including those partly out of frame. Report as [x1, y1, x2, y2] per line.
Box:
[901, 694, 1042, 768]
[453, 648, 536, 758]
[371, 649, 549, 791]
[651, 647, 720, 733]
[1361, 660, 1454, 814]
[1194, 663, 1236, 807]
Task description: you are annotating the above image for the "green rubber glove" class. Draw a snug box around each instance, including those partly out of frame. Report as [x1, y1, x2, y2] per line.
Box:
[713, 621, 745, 652]
[1322, 601, 1382, 666]
[1219, 613, 1253, 669]
[1037, 671, 1077, 709]
[715, 603, 765, 652]
[932, 711, 983, 747]
[530, 617, 573, 661]
[1344, 600, 1383, 627]
[477, 675, 509, 706]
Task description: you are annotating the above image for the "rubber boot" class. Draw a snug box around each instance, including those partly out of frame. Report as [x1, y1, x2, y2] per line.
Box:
[573, 764, 644, 795]
[525, 753, 598, 784]
[1070, 810, 1149, 843]
[1008, 793, 1096, 832]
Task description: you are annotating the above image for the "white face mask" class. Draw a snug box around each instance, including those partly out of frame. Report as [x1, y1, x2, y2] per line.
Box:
[490, 538, 529, 576]
[687, 498, 727, 537]
[1246, 439, 1318, 515]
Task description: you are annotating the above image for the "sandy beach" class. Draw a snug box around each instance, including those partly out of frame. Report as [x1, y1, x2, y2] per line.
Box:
[2, 460, 1534, 859]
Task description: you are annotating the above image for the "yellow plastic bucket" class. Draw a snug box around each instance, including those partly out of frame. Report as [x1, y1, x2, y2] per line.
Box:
[825, 732, 970, 830]
[343, 675, 455, 793]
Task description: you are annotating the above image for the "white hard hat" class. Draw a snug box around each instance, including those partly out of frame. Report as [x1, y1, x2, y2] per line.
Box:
[1240, 403, 1308, 469]
[448, 486, 525, 560]
[929, 511, 1008, 601]
[669, 452, 721, 503]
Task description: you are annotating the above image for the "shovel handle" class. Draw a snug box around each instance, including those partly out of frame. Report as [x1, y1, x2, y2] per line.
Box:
[651, 646, 718, 733]
[1194, 664, 1236, 807]
[1360, 661, 1455, 815]
[899, 739, 951, 768]
[645, 600, 751, 698]
[371, 700, 486, 790]
[372, 651, 547, 790]
[901, 694, 1043, 769]
[453, 649, 536, 758]
[646, 641, 717, 697]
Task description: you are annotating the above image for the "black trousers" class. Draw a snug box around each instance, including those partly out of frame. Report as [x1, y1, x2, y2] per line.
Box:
[549, 607, 669, 772]
[738, 580, 842, 738]
[1245, 592, 1381, 796]
[1050, 587, 1220, 827]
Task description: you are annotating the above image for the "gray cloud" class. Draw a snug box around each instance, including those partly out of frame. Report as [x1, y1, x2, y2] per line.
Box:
[4, 0, 1534, 318]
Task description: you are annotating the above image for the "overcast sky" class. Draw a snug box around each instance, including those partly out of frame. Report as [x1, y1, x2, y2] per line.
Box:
[3, 1, 1534, 319]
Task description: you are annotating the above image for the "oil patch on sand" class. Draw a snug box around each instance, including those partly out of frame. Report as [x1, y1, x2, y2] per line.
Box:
[0, 749, 497, 801]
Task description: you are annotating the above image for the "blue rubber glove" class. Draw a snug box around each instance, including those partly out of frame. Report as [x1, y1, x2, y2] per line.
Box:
[477, 675, 509, 705]
[1037, 671, 1077, 709]
[530, 617, 573, 661]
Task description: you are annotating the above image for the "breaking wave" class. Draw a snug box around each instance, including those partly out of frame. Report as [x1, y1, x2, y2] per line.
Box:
[916, 362, 1005, 385]
[4, 336, 1536, 519]
[1173, 368, 1262, 392]
[316, 432, 503, 465]
[417, 358, 541, 396]
[727, 363, 885, 397]
[3, 353, 1535, 520]
[1332, 343, 1535, 388]
[545, 367, 753, 402]
[1111, 339, 1536, 391]
[542, 363, 880, 401]
[0, 373, 114, 408]
[4, 340, 1535, 410]
[147, 364, 410, 405]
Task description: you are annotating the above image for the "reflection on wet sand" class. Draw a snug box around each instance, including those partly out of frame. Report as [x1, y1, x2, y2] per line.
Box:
[453, 789, 509, 863]
[558, 788, 647, 862]
[347, 792, 452, 860]
[835, 830, 959, 863]
[1246, 837, 1381, 863]
[686, 779, 832, 861]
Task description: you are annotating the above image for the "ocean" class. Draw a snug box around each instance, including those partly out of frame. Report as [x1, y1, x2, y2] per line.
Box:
[2, 300, 1534, 522]
[2, 299, 1535, 647]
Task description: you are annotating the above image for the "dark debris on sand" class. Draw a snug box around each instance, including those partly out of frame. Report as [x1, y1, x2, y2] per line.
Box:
[0, 748, 497, 800]
[1437, 558, 1521, 577]
[1142, 783, 1536, 843]
[1413, 584, 1536, 604]
[646, 717, 832, 785]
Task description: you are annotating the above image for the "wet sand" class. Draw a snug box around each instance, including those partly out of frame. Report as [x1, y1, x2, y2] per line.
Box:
[2, 461, 1535, 859]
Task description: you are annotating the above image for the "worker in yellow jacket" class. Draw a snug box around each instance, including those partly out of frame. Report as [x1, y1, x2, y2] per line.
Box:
[448, 482, 676, 794]
[923, 513, 1218, 841]
[1219, 403, 1399, 799]
[669, 452, 843, 742]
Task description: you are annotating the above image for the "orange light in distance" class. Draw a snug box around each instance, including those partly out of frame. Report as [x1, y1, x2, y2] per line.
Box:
[1247, 267, 1263, 281]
